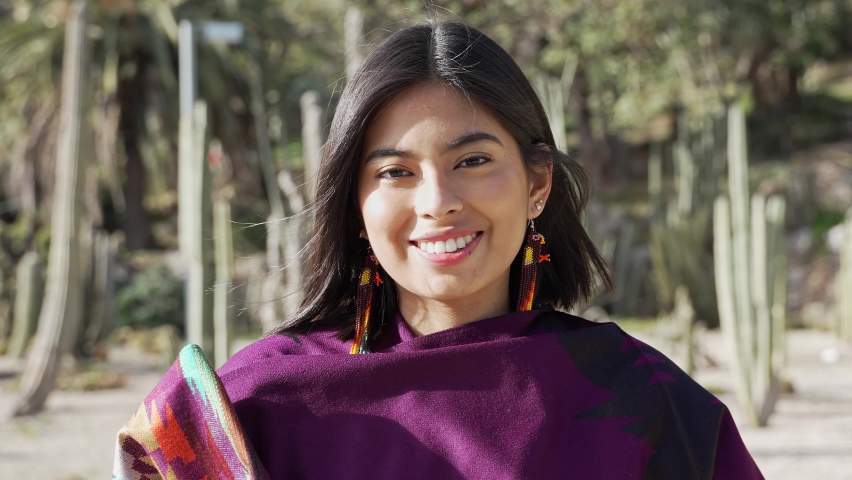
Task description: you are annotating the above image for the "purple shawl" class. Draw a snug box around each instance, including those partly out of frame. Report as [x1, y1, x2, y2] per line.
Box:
[212, 310, 762, 479]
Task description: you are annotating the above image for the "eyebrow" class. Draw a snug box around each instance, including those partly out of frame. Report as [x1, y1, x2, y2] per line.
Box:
[364, 131, 503, 164]
[443, 132, 503, 153]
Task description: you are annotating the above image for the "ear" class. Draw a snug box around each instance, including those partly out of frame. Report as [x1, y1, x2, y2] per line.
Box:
[528, 144, 553, 219]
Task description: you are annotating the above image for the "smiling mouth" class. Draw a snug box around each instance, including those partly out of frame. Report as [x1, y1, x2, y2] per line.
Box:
[412, 232, 481, 254]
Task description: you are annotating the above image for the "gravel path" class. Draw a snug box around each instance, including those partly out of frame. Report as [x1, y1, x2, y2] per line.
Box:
[0, 348, 162, 480]
[0, 329, 850, 479]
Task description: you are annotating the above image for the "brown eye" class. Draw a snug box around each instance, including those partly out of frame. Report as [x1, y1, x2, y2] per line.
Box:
[457, 156, 492, 168]
[377, 167, 413, 179]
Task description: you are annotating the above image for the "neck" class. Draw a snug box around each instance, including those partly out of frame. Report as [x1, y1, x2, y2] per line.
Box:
[396, 279, 512, 337]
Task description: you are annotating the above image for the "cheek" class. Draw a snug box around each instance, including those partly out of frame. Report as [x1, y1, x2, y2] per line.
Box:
[472, 166, 530, 222]
[359, 188, 411, 254]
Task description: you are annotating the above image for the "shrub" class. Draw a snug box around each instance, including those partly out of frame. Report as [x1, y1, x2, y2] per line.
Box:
[114, 263, 184, 332]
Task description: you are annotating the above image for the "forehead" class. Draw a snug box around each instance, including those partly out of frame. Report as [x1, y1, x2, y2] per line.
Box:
[363, 82, 509, 151]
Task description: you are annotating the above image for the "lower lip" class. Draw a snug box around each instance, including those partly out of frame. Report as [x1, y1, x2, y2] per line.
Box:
[411, 234, 483, 267]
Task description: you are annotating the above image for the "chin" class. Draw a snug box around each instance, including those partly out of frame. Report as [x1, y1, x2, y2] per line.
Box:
[414, 282, 481, 303]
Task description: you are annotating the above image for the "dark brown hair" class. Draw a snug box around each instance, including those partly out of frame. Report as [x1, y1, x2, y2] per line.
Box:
[271, 22, 611, 339]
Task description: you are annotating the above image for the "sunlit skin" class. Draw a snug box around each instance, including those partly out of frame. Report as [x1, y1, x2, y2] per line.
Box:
[357, 81, 552, 336]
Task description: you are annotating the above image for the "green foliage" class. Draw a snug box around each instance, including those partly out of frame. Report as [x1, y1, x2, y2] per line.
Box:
[114, 263, 184, 332]
[811, 209, 846, 248]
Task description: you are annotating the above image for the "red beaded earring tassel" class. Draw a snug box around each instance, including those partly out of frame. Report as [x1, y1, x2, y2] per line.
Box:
[516, 220, 550, 312]
[352, 249, 381, 354]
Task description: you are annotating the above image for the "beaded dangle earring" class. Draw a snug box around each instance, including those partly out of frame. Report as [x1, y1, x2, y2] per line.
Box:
[352, 241, 382, 354]
[516, 202, 550, 311]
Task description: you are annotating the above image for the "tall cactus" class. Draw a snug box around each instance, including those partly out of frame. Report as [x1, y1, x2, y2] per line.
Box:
[301, 90, 323, 204]
[213, 200, 235, 368]
[10, 2, 90, 416]
[838, 208, 852, 341]
[673, 286, 696, 376]
[0, 267, 10, 351]
[648, 109, 720, 326]
[8, 252, 44, 359]
[344, 6, 365, 81]
[674, 111, 696, 217]
[535, 75, 567, 152]
[77, 230, 116, 357]
[180, 100, 214, 355]
[713, 102, 787, 427]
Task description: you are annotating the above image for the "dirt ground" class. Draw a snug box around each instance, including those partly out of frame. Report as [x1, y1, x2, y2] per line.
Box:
[0, 329, 850, 480]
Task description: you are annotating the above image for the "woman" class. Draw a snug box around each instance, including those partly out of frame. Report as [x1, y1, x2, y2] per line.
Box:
[114, 22, 763, 479]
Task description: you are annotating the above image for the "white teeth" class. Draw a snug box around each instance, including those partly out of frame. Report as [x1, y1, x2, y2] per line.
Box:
[416, 233, 478, 254]
[446, 238, 457, 252]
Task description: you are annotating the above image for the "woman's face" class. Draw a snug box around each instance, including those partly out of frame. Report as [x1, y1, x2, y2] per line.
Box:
[357, 82, 551, 314]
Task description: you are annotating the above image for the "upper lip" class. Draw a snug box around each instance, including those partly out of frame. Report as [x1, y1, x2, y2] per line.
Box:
[409, 230, 481, 243]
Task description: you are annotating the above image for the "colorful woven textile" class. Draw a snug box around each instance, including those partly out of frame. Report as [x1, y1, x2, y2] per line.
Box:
[112, 344, 270, 480]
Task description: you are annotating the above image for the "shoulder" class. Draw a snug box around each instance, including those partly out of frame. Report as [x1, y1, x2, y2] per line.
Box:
[217, 326, 349, 378]
[534, 310, 722, 415]
[532, 311, 732, 478]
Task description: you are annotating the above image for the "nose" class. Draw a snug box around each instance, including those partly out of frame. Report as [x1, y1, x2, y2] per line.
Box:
[414, 170, 463, 220]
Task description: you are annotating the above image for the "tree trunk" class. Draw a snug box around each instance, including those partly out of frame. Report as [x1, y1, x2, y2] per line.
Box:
[9, 2, 90, 417]
[118, 52, 154, 250]
[122, 138, 153, 249]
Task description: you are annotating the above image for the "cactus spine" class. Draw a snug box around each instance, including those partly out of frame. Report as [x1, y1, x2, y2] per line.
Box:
[213, 200, 235, 368]
[713, 102, 786, 427]
[8, 252, 44, 358]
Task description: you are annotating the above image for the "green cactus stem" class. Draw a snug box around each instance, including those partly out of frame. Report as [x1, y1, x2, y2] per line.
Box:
[214, 200, 235, 368]
[8, 252, 44, 359]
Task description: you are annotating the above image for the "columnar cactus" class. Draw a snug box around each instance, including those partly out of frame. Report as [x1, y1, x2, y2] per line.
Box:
[10, 2, 89, 417]
[673, 286, 696, 376]
[180, 100, 214, 355]
[713, 102, 787, 427]
[78, 231, 116, 356]
[300, 90, 323, 204]
[838, 208, 852, 341]
[8, 252, 44, 359]
[213, 200, 235, 368]
[536, 75, 567, 153]
[0, 267, 10, 349]
[648, 109, 721, 326]
[344, 6, 365, 81]
[674, 111, 696, 217]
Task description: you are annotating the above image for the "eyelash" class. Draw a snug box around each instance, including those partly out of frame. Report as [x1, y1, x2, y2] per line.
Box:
[458, 155, 492, 168]
[375, 155, 493, 179]
[376, 167, 412, 179]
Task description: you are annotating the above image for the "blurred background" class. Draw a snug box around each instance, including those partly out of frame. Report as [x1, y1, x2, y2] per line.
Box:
[0, 0, 851, 478]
